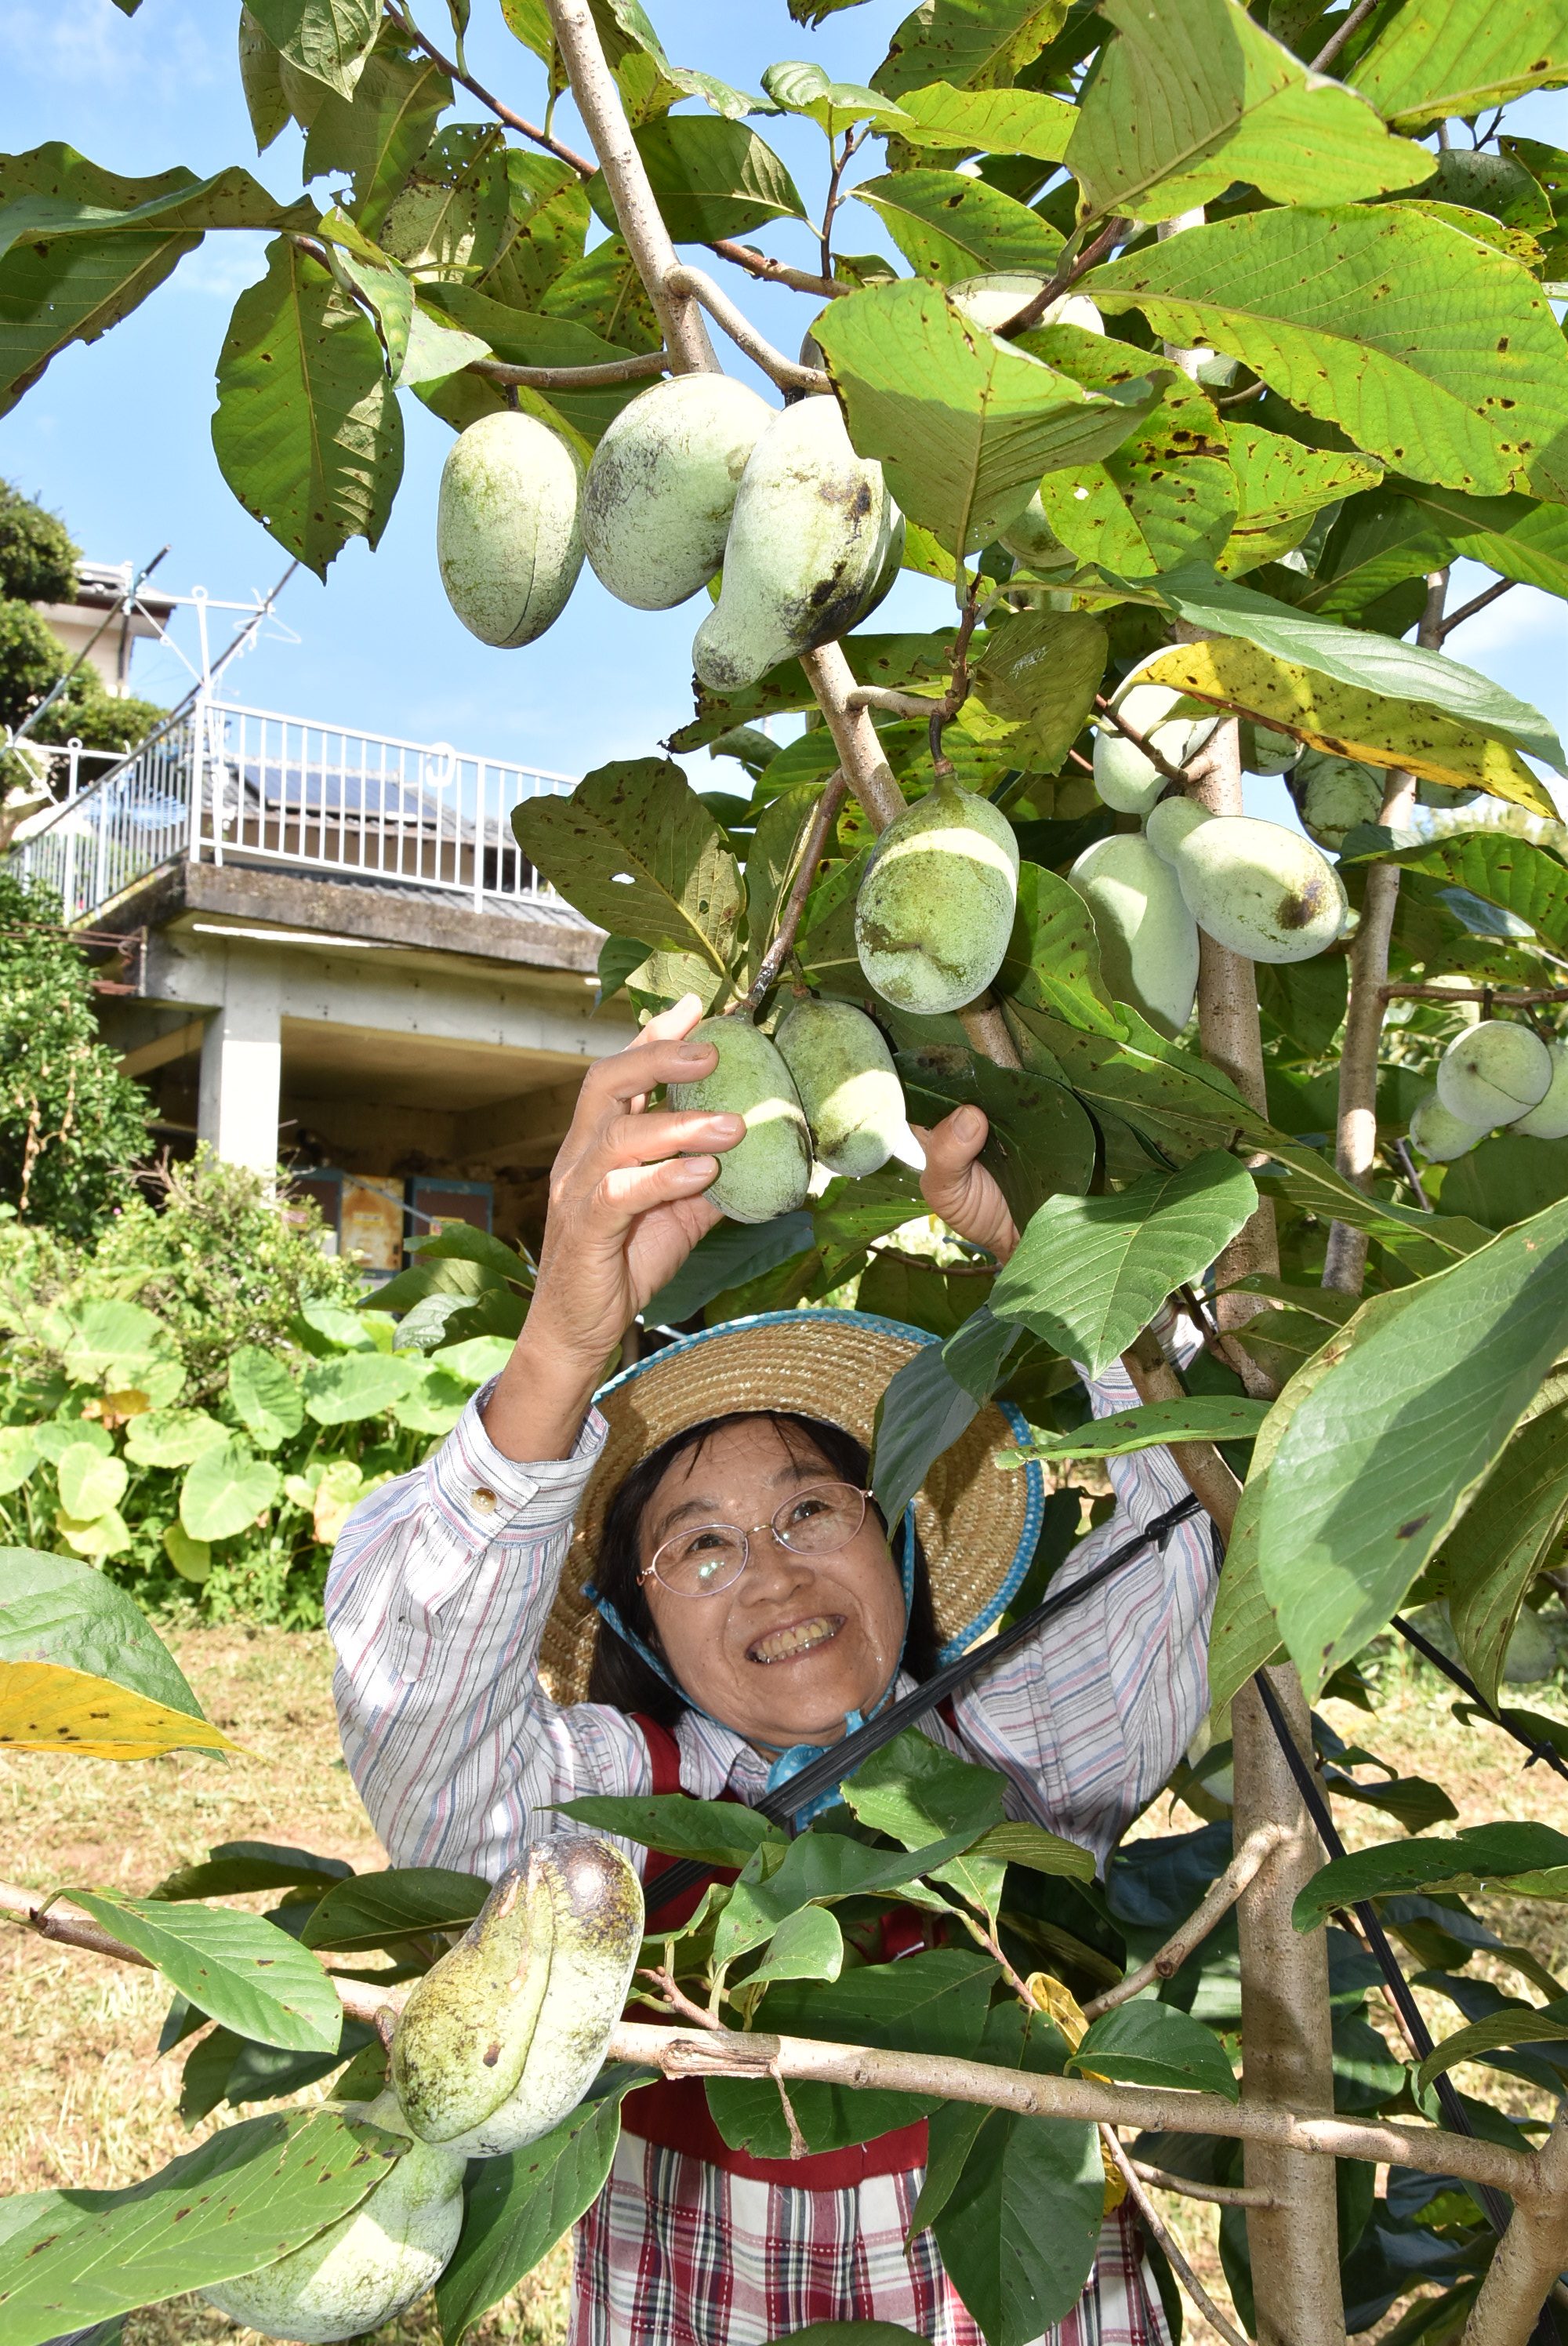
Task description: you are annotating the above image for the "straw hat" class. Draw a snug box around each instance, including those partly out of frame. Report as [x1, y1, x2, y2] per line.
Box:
[539, 1308, 1045, 1707]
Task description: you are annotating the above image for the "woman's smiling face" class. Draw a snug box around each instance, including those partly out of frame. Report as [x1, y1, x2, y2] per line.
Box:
[638, 1416, 907, 1752]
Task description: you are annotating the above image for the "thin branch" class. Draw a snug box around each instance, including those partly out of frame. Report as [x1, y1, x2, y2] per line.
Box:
[709, 242, 844, 299]
[845, 685, 942, 717]
[387, 1, 596, 175]
[1177, 1280, 1256, 1381]
[930, 584, 983, 773]
[1083, 1825, 1288, 2018]
[1439, 576, 1515, 641]
[1392, 1136, 1433, 1212]
[819, 122, 866, 283]
[470, 349, 669, 389]
[998, 214, 1130, 337]
[1131, 2159, 1277, 2210]
[1378, 985, 1568, 1006]
[1309, 0, 1381, 71]
[1105, 2130, 1251, 2346]
[664, 265, 829, 391]
[742, 770, 848, 1014]
[1094, 695, 1193, 789]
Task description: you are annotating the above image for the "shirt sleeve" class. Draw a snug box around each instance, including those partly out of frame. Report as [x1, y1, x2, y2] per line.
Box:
[950, 1342, 1218, 1872]
[325, 1382, 650, 1879]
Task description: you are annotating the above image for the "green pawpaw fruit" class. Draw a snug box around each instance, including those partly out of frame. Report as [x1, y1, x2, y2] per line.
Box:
[1240, 720, 1301, 775]
[999, 491, 1075, 570]
[1144, 795, 1213, 864]
[1512, 1040, 1568, 1138]
[667, 1014, 813, 1223]
[947, 274, 1104, 337]
[1436, 1019, 1553, 1129]
[1171, 814, 1345, 964]
[775, 999, 924, 1178]
[437, 412, 584, 648]
[1418, 778, 1482, 812]
[200, 2093, 465, 2344]
[392, 1836, 642, 2159]
[582, 373, 775, 611]
[691, 396, 902, 691]
[1067, 833, 1199, 1037]
[1408, 1088, 1489, 1162]
[1094, 679, 1218, 815]
[1294, 750, 1386, 850]
[854, 776, 1020, 1016]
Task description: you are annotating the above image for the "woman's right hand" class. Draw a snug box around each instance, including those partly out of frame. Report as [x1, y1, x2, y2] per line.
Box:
[484, 997, 742, 1460]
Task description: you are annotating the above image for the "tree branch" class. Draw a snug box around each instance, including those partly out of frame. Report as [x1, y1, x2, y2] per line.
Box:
[1082, 1825, 1288, 2018]
[1309, 0, 1385, 72]
[664, 265, 829, 391]
[1379, 984, 1568, 1006]
[709, 242, 844, 298]
[1132, 2160, 1277, 2210]
[1439, 576, 1515, 641]
[742, 769, 848, 1014]
[387, 1, 597, 175]
[1462, 2107, 1568, 2346]
[998, 214, 1130, 336]
[1093, 694, 1193, 788]
[469, 350, 670, 389]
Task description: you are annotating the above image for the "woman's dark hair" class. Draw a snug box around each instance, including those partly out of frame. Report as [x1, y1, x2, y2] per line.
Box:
[586, 1409, 938, 1725]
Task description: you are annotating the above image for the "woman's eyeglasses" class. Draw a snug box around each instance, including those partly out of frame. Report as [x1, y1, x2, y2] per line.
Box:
[639, 1480, 872, 1599]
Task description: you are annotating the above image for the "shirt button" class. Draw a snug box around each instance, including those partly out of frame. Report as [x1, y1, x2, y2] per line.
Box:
[472, 1487, 497, 1515]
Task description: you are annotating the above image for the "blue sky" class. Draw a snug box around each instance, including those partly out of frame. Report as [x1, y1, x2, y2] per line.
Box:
[2, 2, 1566, 816]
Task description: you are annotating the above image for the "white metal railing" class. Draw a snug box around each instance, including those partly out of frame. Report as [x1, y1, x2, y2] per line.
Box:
[9, 694, 583, 924]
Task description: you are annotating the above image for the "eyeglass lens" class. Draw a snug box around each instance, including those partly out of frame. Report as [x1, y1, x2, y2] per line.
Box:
[650, 1481, 869, 1597]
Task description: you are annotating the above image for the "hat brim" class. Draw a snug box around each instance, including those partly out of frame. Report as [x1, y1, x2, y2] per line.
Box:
[539, 1309, 1044, 1708]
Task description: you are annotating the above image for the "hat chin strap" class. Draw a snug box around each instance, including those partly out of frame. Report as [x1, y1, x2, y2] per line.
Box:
[586, 1503, 917, 1827]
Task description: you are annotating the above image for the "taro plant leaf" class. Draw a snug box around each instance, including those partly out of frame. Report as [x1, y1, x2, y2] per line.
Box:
[66, 1891, 343, 2054]
[124, 1409, 229, 1469]
[0, 1549, 207, 1720]
[1074, 1999, 1240, 2100]
[642, 1212, 815, 1328]
[53, 1447, 127, 1523]
[180, 1439, 282, 1542]
[843, 1725, 1007, 1846]
[898, 1045, 1097, 1226]
[228, 1346, 306, 1449]
[990, 1150, 1260, 1379]
[1066, 0, 1427, 223]
[852, 170, 1062, 284]
[301, 1350, 419, 1424]
[435, 2072, 647, 2346]
[999, 1396, 1269, 1467]
[246, 0, 382, 96]
[556, 1794, 783, 1868]
[1414, 2002, 1568, 2095]
[1256, 1198, 1568, 1698]
[0, 1662, 240, 1762]
[1293, 1824, 1568, 1932]
[1443, 1404, 1568, 1709]
[301, 1866, 488, 1952]
[872, 1, 1065, 97]
[212, 235, 404, 577]
[815, 278, 1165, 555]
[891, 81, 1075, 161]
[152, 1840, 354, 1903]
[586, 118, 806, 242]
[513, 757, 742, 977]
[0, 2108, 399, 2346]
[746, 1904, 846, 1987]
[1353, 3, 1568, 129]
[1087, 207, 1568, 503]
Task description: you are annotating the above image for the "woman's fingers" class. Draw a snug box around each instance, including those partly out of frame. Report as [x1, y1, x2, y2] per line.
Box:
[600, 1107, 742, 1168]
[917, 1106, 1020, 1262]
[583, 1024, 717, 1116]
[597, 1154, 720, 1222]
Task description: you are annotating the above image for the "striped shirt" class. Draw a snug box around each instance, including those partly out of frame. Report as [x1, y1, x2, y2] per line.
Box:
[327, 1354, 1214, 2346]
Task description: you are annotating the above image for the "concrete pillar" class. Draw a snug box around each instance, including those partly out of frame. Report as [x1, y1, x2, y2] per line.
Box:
[198, 963, 282, 1175]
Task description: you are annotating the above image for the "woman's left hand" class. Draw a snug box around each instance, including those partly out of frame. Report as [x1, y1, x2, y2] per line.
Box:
[916, 1105, 1019, 1264]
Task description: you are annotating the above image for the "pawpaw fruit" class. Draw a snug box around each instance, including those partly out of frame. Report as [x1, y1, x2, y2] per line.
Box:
[775, 998, 924, 1178]
[1512, 1040, 1568, 1138]
[1171, 814, 1344, 964]
[1067, 833, 1199, 1037]
[691, 396, 902, 691]
[854, 776, 1020, 1016]
[1240, 720, 1301, 776]
[437, 412, 584, 648]
[947, 274, 1105, 337]
[667, 1013, 813, 1223]
[1436, 1019, 1553, 1129]
[582, 373, 775, 611]
[199, 2092, 465, 2344]
[1000, 491, 1075, 570]
[392, 1836, 642, 2159]
[1094, 677, 1218, 815]
[1294, 750, 1386, 851]
[1143, 795, 1213, 864]
[1408, 1088, 1488, 1163]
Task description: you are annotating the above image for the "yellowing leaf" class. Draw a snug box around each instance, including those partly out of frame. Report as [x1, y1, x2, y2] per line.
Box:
[0, 1660, 241, 1760]
[1138, 638, 1557, 815]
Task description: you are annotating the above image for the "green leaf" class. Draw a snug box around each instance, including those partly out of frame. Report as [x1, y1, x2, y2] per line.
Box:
[1000, 1396, 1269, 1467]
[557, 1794, 782, 1868]
[746, 1904, 845, 1986]
[1443, 1404, 1568, 1709]
[643, 1213, 814, 1327]
[1258, 1200, 1568, 1698]
[240, 6, 292, 149]
[301, 1350, 419, 1424]
[1066, 0, 1427, 224]
[892, 80, 1074, 161]
[843, 1724, 1007, 1846]
[714, 1829, 981, 1966]
[247, 0, 380, 97]
[1338, 830, 1568, 953]
[228, 1346, 306, 1449]
[0, 1549, 206, 1720]
[590, 0, 761, 122]
[991, 1149, 1259, 1378]
[1221, 427, 1383, 576]
[815, 278, 1164, 554]
[514, 758, 742, 979]
[0, 2111, 398, 2344]
[1088, 207, 1568, 502]
[967, 613, 1112, 781]
[179, 1440, 282, 1542]
[1293, 1823, 1568, 1931]
[302, 49, 452, 235]
[587, 117, 805, 243]
[971, 1820, 1094, 1879]
[0, 168, 314, 263]
[931, 2088, 1102, 2346]
[853, 169, 1061, 285]
[1439, 1135, 1568, 1236]
[0, 1431, 38, 1497]
[868, 1338, 982, 1531]
[760, 62, 914, 135]
[151, 1840, 353, 1903]
[54, 1445, 127, 1523]
[1414, 2002, 1568, 2095]
[1354, 2, 1568, 129]
[430, 1332, 515, 1385]
[66, 1891, 343, 2054]
[1256, 955, 1350, 1059]
[897, 1044, 1098, 1226]
[1076, 1999, 1240, 2099]
[300, 1866, 488, 1951]
[435, 2076, 642, 2346]
[873, 1, 1067, 97]
[212, 234, 404, 579]
[123, 1408, 228, 1469]
[420, 282, 641, 435]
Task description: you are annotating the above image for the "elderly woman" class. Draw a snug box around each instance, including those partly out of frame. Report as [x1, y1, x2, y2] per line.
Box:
[328, 997, 1216, 2346]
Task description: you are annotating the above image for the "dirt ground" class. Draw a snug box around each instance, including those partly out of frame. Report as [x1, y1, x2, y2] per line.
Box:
[2, 1627, 1566, 2345]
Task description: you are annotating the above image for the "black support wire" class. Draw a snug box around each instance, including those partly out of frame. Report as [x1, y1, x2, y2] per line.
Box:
[1390, 1612, 1568, 1785]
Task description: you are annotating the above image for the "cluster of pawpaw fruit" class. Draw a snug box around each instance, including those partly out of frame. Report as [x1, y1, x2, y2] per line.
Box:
[1409, 1020, 1568, 1160]
[201, 1838, 644, 2343]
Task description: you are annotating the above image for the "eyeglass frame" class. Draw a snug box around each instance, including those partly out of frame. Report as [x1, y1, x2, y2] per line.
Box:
[636, 1479, 877, 1600]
